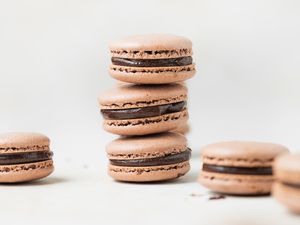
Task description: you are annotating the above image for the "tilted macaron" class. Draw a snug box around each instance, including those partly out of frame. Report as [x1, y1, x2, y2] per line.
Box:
[273, 154, 300, 213]
[199, 141, 289, 195]
[99, 83, 188, 136]
[109, 34, 196, 84]
[106, 132, 191, 182]
[0, 132, 54, 183]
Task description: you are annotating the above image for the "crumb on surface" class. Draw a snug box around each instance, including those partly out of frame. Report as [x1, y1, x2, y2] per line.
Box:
[208, 194, 226, 200]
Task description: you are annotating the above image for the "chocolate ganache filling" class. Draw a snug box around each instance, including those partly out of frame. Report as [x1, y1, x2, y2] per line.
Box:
[0, 151, 53, 165]
[282, 182, 300, 189]
[111, 56, 193, 67]
[110, 148, 191, 167]
[101, 101, 186, 120]
[202, 164, 272, 175]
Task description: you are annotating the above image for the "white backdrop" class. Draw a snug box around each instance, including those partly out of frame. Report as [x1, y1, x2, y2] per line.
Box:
[1, 0, 300, 165]
[1, 1, 300, 224]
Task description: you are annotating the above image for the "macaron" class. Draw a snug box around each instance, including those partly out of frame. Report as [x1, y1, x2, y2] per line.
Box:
[273, 154, 300, 213]
[106, 132, 191, 182]
[199, 141, 289, 195]
[99, 83, 188, 136]
[109, 34, 195, 84]
[0, 132, 54, 183]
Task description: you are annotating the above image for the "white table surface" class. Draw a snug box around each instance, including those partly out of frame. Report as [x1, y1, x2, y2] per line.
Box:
[0, 131, 299, 225]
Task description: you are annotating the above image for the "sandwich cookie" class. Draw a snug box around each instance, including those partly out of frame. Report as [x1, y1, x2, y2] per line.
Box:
[99, 83, 188, 136]
[199, 141, 289, 195]
[273, 154, 300, 213]
[109, 34, 195, 84]
[106, 132, 191, 182]
[0, 132, 54, 183]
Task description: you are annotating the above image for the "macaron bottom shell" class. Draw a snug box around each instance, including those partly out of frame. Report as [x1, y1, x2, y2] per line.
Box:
[0, 160, 54, 183]
[108, 161, 190, 182]
[273, 182, 300, 214]
[109, 65, 195, 84]
[199, 171, 273, 195]
[103, 109, 188, 136]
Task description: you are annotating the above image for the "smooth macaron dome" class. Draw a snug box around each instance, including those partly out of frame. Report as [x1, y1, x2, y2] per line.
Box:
[0, 132, 54, 183]
[199, 141, 289, 195]
[273, 154, 300, 213]
[99, 83, 188, 136]
[109, 34, 195, 84]
[106, 132, 191, 182]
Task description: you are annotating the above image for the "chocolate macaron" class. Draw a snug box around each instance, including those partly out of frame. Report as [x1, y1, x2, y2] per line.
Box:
[106, 132, 191, 182]
[109, 34, 195, 84]
[199, 141, 289, 195]
[99, 83, 188, 136]
[0, 132, 54, 183]
[273, 154, 300, 213]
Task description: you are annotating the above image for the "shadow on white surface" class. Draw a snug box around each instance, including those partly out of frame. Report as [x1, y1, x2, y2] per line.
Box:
[0, 176, 68, 186]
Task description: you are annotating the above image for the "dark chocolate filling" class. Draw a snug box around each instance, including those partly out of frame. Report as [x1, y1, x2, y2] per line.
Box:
[202, 164, 272, 175]
[101, 101, 186, 120]
[282, 182, 300, 189]
[111, 56, 193, 67]
[110, 148, 191, 167]
[0, 151, 53, 165]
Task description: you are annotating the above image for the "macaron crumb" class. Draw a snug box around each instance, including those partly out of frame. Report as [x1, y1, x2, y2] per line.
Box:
[208, 194, 226, 200]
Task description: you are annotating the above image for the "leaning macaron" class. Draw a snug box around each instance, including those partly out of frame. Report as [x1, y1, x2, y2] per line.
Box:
[199, 141, 289, 195]
[0, 132, 54, 183]
[99, 83, 188, 136]
[273, 154, 300, 213]
[109, 34, 195, 84]
[106, 132, 191, 182]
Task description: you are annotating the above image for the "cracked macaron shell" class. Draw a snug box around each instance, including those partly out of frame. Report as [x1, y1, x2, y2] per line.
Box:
[98, 83, 188, 109]
[106, 132, 188, 160]
[201, 141, 289, 167]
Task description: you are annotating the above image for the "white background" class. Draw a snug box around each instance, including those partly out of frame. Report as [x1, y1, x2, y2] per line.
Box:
[0, 0, 300, 224]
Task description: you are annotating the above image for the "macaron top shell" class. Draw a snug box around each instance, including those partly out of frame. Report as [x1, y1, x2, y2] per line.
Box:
[274, 154, 300, 184]
[110, 34, 192, 59]
[106, 132, 188, 159]
[99, 83, 187, 109]
[110, 34, 192, 51]
[0, 132, 50, 153]
[201, 141, 289, 167]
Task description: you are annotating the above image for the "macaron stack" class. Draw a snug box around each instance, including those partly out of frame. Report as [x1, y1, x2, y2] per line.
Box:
[99, 34, 195, 182]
